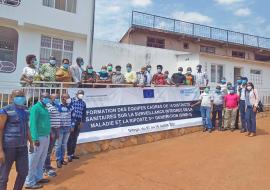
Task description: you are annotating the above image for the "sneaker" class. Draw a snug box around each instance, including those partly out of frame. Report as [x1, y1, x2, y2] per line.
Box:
[203, 128, 207, 132]
[61, 160, 68, 165]
[208, 128, 212, 133]
[72, 155, 80, 159]
[249, 132, 256, 137]
[25, 184, 43, 189]
[57, 161, 62, 168]
[47, 169, 57, 177]
[38, 179, 50, 184]
[240, 129, 247, 133]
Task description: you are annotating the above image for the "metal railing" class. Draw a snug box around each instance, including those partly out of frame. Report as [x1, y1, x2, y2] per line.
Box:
[0, 0, 21, 6]
[0, 81, 270, 108]
[131, 11, 270, 50]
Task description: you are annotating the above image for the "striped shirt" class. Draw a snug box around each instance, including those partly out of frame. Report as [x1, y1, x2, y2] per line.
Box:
[58, 104, 72, 128]
[194, 72, 208, 87]
[47, 103, 61, 128]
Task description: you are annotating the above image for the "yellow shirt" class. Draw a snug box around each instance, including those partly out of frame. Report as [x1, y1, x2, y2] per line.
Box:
[125, 71, 137, 83]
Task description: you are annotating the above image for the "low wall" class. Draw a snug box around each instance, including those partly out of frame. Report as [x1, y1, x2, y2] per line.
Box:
[76, 126, 202, 155]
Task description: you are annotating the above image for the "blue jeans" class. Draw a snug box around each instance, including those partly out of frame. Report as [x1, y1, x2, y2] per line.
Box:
[0, 146, 28, 190]
[201, 106, 212, 129]
[239, 100, 246, 130]
[246, 106, 257, 133]
[25, 136, 50, 187]
[44, 128, 59, 170]
[56, 128, 70, 162]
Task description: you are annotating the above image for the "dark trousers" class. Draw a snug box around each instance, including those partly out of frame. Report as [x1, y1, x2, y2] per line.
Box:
[67, 122, 80, 156]
[0, 146, 28, 190]
[246, 106, 257, 133]
[44, 128, 58, 170]
[212, 105, 223, 129]
[239, 100, 246, 130]
[235, 109, 240, 129]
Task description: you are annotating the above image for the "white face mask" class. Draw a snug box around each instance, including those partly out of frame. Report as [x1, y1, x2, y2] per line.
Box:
[66, 98, 71, 104]
[77, 94, 84, 99]
[147, 67, 151, 72]
[157, 69, 162, 73]
[247, 86, 252, 91]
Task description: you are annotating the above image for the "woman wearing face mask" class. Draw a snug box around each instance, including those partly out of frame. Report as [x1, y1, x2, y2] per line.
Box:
[21, 54, 40, 86]
[56, 59, 72, 87]
[96, 66, 112, 85]
[152, 65, 166, 85]
[245, 82, 259, 137]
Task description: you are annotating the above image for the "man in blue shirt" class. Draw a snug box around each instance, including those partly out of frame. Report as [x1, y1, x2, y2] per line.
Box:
[0, 90, 31, 190]
[67, 90, 86, 162]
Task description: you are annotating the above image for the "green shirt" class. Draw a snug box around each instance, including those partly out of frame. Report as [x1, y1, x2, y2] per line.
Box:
[30, 102, 51, 141]
[39, 63, 57, 82]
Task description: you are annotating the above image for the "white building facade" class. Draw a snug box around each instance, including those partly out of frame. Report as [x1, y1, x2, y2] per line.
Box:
[0, 0, 94, 81]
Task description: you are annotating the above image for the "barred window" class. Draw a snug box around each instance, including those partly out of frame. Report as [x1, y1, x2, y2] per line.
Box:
[211, 64, 224, 83]
[200, 45, 215, 54]
[0, 0, 21, 6]
[43, 0, 77, 13]
[147, 37, 165, 49]
[250, 69, 263, 86]
[40, 35, 74, 66]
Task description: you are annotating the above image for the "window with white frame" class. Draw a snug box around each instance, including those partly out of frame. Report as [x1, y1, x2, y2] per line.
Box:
[40, 35, 73, 66]
[43, 0, 77, 13]
[250, 69, 262, 86]
[211, 64, 224, 83]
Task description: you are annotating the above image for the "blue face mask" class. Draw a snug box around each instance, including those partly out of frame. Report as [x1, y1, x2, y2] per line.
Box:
[242, 80, 247, 85]
[126, 67, 132, 73]
[229, 90, 235, 94]
[13, 96, 26, 106]
[49, 60, 56, 65]
[42, 97, 51, 105]
[54, 98, 60, 105]
[216, 89, 221, 94]
[237, 80, 242, 85]
[63, 64, 69, 69]
[221, 80, 226, 84]
[80, 61, 84, 66]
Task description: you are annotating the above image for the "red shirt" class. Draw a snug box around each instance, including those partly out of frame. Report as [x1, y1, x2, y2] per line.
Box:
[224, 94, 239, 109]
[152, 73, 166, 85]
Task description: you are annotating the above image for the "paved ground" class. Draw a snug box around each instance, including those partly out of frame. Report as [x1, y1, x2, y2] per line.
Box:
[8, 117, 270, 190]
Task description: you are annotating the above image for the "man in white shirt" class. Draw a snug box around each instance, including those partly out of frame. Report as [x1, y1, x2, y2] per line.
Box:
[70, 57, 84, 86]
[194, 64, 208, 87]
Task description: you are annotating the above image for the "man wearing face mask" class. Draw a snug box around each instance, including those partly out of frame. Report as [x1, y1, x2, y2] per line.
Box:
[212, 86, 225, 131]
[40, 56, 58, 86]
[82, 65, 97, 85]
[185, 67, 195, 85]
[224, 87, 239, 132]
[220, 77, 228, 95]
[238, 77, 248, 133]
[0, 90, 31, 190]
[43, 94, 61, 177]
[171, 67, 186, 86]
[194, 64, 208, 87]
[25, 92, 51, 189]
[112, 65, 126, 84]
[70, 57, 84, 86]
[136, 67, 147, 86]
[67, 90, 86, 162]
[191, 87, 213, 133]
[56, 94, 73, 168]
[152, 65, 166, 85]
[125, 63, 137, 85]
[245, 82, 259, 137]
[145, 65, 152, 86]
[56, 59, 72, 85]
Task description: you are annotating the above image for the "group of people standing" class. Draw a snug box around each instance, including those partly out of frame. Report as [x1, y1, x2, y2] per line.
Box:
[192, 77, 259, 136]
[20, 54, 209, 87]
[0, 89, 86, 189]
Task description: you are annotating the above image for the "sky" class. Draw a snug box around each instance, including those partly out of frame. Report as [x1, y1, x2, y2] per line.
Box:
[94, 0, 270, 42]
